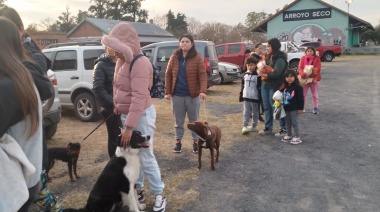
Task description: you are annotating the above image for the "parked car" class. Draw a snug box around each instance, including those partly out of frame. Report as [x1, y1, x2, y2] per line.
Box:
[141, 40, 221, 87]
[298, 41, 342, 62]
[44, 70, 61, 139]
[215, 42, 253, 70]
[261, 41, 304, 71]
[217, 62, 241, 84]
[42, 42, 105, 122]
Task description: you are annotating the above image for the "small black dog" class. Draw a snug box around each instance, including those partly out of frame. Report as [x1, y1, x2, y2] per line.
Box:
[47, 142, 81, 182]
[63, 131, 150, 212]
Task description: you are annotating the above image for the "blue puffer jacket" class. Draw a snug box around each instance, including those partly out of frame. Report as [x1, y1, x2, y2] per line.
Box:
[93, 53, 116, 111]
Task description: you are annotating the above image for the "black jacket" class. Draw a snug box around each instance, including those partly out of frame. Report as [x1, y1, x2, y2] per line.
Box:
[23, 61, 53, 102]
[93, 54, 116, 111]
[264, 51, 288, 90]
[23, 37, 51, 74]
[283, 83, 304, 111]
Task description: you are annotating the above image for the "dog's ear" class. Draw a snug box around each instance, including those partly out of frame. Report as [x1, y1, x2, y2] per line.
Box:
[67, 143, 72, 148]
[204, 122, 208, 125]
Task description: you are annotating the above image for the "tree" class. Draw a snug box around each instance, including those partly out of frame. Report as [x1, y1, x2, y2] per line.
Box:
[165, 10, 188, 38]
[245, 11, 272, 43]
[39, 18, 55, 31]
[187, 17, 202, 38]
[25, 23, 39, 34]
[152, 14, 167, 29]
[198, 22, 231, 44]
[361, 23, 380, 45]
[88, 0, 108, 19]
[89, 0, 148, 22]
[56, 6, 77, 33]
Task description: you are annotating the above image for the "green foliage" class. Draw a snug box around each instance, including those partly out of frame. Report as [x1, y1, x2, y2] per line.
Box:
[165, 10, 188, 37]
[55, 7, 77, 33]
[88, 0, 147, 22]
[361, 23, 380, 45]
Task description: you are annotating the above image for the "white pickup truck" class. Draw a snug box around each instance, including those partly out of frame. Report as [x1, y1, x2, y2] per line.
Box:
[262, 41, 305, 71]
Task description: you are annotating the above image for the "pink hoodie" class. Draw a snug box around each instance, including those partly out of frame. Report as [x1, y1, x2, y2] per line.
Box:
[101, 22, 153, 128]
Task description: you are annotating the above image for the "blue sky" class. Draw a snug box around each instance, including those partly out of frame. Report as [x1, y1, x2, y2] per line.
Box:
[5, 0, 379, 28]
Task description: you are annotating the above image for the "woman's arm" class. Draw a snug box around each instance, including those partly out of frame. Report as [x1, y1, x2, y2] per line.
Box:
[298, 56, 306, 78]
[310, 57, 321, 78]
[164, 56, 175, 95]
[93, 62, 113, 109]
[196, 55, 207, 94]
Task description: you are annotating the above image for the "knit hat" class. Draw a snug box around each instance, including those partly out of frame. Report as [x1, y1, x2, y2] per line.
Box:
[101, 22, 141, 63]
[267, 38, 281, 54]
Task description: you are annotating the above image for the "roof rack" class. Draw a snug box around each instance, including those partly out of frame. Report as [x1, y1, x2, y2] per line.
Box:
[44, 41, 102, 49]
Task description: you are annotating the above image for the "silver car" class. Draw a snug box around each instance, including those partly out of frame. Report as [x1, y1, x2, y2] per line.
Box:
[217, 62, 241, 84]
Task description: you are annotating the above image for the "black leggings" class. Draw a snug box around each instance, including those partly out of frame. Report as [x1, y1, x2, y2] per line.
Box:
[102, 112, 121, 158]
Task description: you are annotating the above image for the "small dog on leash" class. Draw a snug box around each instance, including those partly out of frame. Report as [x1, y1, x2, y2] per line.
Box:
[63, 131, 150, 212]
[187, 121, 222, 171]
[47, 142, 81, 182]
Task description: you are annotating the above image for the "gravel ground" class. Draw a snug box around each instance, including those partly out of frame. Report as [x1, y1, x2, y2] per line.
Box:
[181, 55, 380, 212]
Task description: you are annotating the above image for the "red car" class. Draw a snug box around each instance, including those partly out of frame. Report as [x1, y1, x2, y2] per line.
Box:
[298, 41, 342, 62]
[216, 42, 253, 70]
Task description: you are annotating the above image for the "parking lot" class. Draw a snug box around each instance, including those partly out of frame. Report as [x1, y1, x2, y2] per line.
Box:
[44, 55, 380, 212]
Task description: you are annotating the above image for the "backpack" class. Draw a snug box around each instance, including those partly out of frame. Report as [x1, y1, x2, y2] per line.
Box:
[130, 54, 164, 99]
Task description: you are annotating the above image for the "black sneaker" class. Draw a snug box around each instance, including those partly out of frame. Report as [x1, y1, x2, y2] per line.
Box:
[275, 129, 287, 137]
[173, 142, 182, 153]
[259, 127, 273, 135]
[259, 115, 265, 122]
[137, 190, 146, 210]
[193, 142, 198, 153]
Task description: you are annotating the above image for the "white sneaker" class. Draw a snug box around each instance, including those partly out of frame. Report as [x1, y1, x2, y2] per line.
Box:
[247, 126, 258, 132]
[153, 194, 167, 212]
[290, 137, 302, 145]
[242, 127, 249, 135]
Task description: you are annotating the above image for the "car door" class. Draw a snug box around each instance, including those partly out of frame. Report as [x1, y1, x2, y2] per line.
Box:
[225, 43, 243, 66]
[155, 46, 177, 84]
[49, 50, 79, 104]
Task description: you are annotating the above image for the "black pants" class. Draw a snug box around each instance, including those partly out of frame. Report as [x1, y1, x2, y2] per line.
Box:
[102, 111, 121, 158]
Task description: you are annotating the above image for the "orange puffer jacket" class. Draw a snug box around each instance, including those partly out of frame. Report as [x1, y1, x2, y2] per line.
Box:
[164, 53, 207, 97]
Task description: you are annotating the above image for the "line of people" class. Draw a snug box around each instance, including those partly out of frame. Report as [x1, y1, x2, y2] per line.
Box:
[239, 38, 321, 144]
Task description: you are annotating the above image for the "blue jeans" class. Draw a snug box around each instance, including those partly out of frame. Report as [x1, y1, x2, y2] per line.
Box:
[261, 83, 286, 130]
[121, 105, 165, 195]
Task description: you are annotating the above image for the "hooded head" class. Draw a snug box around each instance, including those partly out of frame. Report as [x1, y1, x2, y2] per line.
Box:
[101, 22, 141, 63]
[267, 38, 281, 55]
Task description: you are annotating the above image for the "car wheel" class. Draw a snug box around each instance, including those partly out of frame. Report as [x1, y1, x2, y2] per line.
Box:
[289, 60, 299, 72]
[74, 92, 98, 122]
[323, 52, 334, 62]
[45, 124, 57, 139]
[217, 73, 224, 85]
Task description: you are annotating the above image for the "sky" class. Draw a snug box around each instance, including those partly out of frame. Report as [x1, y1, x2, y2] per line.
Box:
[4, 0, 379, 29]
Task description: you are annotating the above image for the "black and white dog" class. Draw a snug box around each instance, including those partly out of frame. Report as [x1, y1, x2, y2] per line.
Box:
[63, 131, 150, 212]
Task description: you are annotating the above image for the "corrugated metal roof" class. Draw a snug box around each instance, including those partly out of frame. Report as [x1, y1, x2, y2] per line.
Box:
[68, 17, 175, 38]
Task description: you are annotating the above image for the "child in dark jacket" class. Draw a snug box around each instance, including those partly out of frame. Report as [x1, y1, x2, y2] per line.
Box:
[280, 69, 304, 144]
[239, 56, 261, 134]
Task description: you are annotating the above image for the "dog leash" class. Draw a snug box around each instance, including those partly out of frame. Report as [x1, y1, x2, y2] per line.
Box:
[80, 113, 117, 143]
[201, 99, 208, 122]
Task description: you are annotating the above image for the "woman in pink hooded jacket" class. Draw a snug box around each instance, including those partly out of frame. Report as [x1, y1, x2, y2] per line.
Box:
[101, 22, 166, 212]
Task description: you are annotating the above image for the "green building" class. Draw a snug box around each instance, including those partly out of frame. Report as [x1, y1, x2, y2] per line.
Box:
[252, 0, 374, 48]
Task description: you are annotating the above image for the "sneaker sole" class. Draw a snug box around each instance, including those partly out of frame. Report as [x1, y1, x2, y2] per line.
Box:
[290, 141, 302, 145]
[281, 139, 291, 142]
[173, 150, 182, 153]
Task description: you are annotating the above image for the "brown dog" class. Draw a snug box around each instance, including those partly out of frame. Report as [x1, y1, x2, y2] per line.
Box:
[187, 121, 221, 171]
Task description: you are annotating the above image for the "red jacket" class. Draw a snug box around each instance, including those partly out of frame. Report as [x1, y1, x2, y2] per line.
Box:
[298, 55, 322, 81]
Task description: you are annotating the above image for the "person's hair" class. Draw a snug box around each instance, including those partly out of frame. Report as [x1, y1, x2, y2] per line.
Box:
[279, 69, 300, 91]
[175, 34, 197, 59]
[246, 56, 260, 65]
[0, 17, 39, 138]
[254, 43, 263, 49]
[0, 5, 42, 51]
[304, 46, 316, 55]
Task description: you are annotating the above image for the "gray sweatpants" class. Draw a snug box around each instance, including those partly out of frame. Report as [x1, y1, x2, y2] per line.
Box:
[172, 95, 200, 140]
[243, 101, 259, 128]
[285, 110, 300, 137]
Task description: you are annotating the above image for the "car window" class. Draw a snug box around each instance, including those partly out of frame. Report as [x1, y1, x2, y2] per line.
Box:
[43, 51, 54, 61]
[157, 47, 176, 62]
[142, 49, 153, 62]
[246, 43, 254, 52]
[206, 44, 217, 59]
[52, 50, 77, 71]
[216, 46, 225, 55]
[83, 49, 104, 70]
[228, 44, 242, 54]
